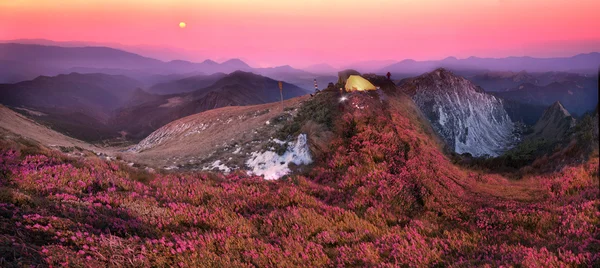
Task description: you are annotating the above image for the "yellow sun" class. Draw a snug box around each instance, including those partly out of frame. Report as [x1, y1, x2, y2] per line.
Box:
[179, 22, 186, 28]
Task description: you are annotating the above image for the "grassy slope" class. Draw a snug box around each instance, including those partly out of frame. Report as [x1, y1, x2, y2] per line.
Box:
[0, 105, 102, 153]
[0, 91, 598, 267]
[123, 95, 310, 169]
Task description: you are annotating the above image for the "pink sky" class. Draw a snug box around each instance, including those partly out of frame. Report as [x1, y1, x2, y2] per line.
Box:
[1, 0, 599, 67]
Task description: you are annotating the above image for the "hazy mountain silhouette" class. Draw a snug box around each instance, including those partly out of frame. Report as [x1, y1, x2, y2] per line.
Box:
[0, 38, 208, 62]
[383, 53, 600, 74]
[467, 71, 598, 92]
[0, 43, 254, 83]
[343, 60, 397, 73]
[301, 63, 338, 74]
[255, 65, 337, 91]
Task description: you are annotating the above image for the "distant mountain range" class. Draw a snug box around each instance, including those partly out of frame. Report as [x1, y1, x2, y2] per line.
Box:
[342, 60, 397, 73]
[468, 71, 597, 92]
[382, 53, 600, 75]
[0, 41, 597, 144]
[0, 43, 330, 91]
[301, 63, 338, 75]
[0, 38, 208, 62]
[0, 43, 255, 82]
[2, 42, 597, 85]
[493, 79, 598, 117]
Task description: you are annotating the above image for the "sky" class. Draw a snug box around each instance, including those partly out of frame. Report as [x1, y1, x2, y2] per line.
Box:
[1, 0, 599, 67]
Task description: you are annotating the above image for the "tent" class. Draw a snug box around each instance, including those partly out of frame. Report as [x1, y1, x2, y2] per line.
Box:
[345, 75, 377, 92]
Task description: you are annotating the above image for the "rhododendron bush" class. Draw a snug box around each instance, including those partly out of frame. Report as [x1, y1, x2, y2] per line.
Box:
[0, 92, 598, 267]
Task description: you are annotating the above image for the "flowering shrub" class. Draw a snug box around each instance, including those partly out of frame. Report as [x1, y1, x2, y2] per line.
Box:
[0, 92, 598, 267]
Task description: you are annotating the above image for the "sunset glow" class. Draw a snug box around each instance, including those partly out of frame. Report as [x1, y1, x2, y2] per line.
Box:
[1, 0, 599, 67]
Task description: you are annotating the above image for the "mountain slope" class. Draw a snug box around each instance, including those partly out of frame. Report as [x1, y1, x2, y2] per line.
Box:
[0, 73, 142, 114]
[493, 79, 598, 116]
[468, 71, 597, 92]
[399, 68, 516, 157]
[147, 73, 227, 94]
[468, 71, 540, 92]
[0, 73, 144, 141]
[530, 101, 576, 141]
[500, 99, 547, 126]
[124, 96, 309, 169]
[0, 104, 98, 152]
[112, 71, 308, 140]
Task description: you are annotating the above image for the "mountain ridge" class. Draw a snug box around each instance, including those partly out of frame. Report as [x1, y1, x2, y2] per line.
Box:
[112, 71, 308, 140]
[399, 68, 517, 157]
[530, 101, 576, 141]
[382, 52, 600, 74]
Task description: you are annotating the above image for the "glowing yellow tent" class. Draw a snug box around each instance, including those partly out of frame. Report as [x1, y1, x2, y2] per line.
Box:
[345, 75, 377, 92]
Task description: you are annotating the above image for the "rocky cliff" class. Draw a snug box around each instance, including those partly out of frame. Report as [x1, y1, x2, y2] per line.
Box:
[400, 68, 517, 157]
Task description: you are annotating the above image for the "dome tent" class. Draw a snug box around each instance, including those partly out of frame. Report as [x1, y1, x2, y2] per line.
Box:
[345, 75, 377, 92]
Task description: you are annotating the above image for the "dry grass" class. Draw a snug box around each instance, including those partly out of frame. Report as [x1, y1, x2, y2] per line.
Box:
[0, 105, 102, 153]
[123, 95, 310, 169]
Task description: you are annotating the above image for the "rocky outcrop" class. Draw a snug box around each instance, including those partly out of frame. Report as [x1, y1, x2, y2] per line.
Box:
[400, 68, 517, 157]
[530, 101, 576, 142]
[337, 69, 361, 85]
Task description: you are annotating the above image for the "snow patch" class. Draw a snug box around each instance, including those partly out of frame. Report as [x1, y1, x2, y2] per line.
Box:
[203, 160, 231, 173]
[246, 134, 312, 180]
[271, 138, 287, 145]
[438, 106, 447, 126]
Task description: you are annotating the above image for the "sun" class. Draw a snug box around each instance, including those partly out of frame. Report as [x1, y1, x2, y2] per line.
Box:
[179, 22, 186, 28]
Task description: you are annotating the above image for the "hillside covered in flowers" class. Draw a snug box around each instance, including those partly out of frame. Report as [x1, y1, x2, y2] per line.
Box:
[0, 90, 598, 267]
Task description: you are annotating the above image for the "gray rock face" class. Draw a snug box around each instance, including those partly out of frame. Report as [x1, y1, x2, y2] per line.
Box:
[401, 68, 517, 157]
[531, 101, 576, 141]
